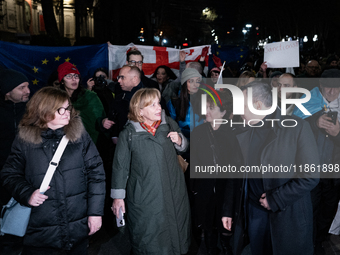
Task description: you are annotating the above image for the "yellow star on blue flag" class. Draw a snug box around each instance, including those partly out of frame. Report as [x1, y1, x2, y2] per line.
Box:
[0, 41, 108, 95]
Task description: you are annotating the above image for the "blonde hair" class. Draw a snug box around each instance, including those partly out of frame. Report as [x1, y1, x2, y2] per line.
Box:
[236, 70, 256, 87]
[20, 87, 77, 129]
[128, 88, 161, 123]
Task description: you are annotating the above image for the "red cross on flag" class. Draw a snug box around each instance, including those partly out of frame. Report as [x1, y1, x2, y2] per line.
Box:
[108, 43, 210, 80]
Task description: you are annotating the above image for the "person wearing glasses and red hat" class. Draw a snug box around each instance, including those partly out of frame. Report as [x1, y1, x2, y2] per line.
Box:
[57, 62, 105, 144]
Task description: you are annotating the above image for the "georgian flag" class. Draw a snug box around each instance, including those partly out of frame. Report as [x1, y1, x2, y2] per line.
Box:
[108, 42, 210, 80]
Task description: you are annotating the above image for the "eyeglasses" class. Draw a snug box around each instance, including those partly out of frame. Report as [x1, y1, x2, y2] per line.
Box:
[64, 74, 80, 79]
[128, 60, 143, 65]
[57, 105, 72, 115]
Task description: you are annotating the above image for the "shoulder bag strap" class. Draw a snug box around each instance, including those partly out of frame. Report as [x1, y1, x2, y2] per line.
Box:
[39, 135, 69, 194]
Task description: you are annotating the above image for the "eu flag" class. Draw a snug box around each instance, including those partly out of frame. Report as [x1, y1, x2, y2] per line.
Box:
[209, 44, 249, 70]
[0, 41, 108, 95]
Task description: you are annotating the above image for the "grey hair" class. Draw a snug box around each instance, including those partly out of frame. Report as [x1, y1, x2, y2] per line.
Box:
[241, 81, 272, 108]
[187, 62, 203, 74]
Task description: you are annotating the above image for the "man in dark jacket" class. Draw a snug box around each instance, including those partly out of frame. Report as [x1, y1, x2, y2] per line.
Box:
[0, 69, 30, 206]
[304, 69, 340, 255]
[222, 81, 320, 255]
[109, 65, 144, 137]
[126, 49, 159, 90]
[0, 69, 30, 253]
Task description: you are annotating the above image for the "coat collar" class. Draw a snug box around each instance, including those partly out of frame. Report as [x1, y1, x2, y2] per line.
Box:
[18, 116, 85, 144]
[127, 110, 168, 133]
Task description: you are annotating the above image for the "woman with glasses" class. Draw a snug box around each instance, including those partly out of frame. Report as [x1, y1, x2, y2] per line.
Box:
[0, 87, 105, 255]
[57, 62, 105, 144]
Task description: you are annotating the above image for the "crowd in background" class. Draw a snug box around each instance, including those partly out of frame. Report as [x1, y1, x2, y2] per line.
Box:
[1, 45, 340, 255]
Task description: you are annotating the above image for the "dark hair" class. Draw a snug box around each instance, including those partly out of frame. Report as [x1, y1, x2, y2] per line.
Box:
[59, 77, 85, 103]
[151, 65, 177, 82]
[92, 67, 108, 79]
[47, 70, 59, 87]
[207, 90, 233, 119]
[178, 82, 190, 121]
[127, 50, 144, 62]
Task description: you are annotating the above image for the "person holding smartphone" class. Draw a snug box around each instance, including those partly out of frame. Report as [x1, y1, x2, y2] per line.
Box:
[111, 88, 190, 255]
[303, 69, 340, 254]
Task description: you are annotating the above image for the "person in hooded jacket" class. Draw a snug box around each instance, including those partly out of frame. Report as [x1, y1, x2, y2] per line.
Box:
[111, 88, 190, 255]
[0, 87, 105, 255]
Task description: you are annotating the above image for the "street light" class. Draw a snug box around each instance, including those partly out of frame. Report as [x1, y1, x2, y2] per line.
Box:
[246, 24, 252, 28]
[303, 36, 308, 43]
[242, 29, 247, 34]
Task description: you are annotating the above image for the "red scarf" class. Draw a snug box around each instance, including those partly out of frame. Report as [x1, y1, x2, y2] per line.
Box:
[140, 120, 162, 136]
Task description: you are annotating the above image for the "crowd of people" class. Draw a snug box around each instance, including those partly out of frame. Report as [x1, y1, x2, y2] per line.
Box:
[0, 46, 340, 255]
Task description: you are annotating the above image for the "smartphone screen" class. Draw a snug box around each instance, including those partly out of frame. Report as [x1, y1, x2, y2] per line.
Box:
[116, 207, 125, 227]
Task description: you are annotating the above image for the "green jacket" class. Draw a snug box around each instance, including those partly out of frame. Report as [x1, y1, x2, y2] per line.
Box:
[72, 89, 105, 144]
[111, 111, 190, 254]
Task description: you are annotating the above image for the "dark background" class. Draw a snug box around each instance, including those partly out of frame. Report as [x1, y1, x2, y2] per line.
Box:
[38, 0, 340, 55]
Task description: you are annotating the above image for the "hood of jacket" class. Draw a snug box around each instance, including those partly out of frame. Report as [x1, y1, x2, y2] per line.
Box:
[18, 115, 85, 144]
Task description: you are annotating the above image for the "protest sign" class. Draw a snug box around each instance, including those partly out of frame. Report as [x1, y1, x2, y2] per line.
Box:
[264, 41, 299, 68]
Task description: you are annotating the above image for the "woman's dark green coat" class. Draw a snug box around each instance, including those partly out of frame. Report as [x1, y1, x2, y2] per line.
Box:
[111, 111, 191, 254]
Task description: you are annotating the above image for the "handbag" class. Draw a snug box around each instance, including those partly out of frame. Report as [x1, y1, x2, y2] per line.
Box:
[177, 154, 189, 173]
[0, 135, 69, 237]
[167, 118, 189, 173]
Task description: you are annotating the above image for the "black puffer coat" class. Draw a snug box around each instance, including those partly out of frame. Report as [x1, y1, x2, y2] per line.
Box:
[0, 116, 105, 250]
[0, 98, 27, 208]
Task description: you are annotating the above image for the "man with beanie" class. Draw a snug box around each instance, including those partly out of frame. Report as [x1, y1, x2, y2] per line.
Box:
[301, 69, 340, 255]
[0, 68, 29, 253]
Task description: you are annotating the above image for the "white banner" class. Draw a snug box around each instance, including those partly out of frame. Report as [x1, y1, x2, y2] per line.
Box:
[264, 41, 299, 68]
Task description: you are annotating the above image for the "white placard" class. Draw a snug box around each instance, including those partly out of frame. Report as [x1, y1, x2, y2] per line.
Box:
[264, 41, 300, 68]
